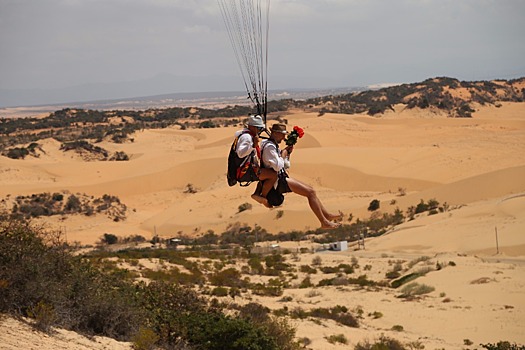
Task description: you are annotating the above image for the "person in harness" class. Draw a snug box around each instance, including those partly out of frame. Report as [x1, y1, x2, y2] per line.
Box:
[260, 123, 342, 229]
[228, 115, 278, 208]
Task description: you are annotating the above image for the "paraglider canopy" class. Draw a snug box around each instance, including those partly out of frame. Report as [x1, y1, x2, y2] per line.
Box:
[218, 0, 270, 123]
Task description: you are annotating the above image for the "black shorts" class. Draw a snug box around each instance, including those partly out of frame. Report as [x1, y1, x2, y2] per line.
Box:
[277, 174, 292, 193]
[266, 172, 291, 207]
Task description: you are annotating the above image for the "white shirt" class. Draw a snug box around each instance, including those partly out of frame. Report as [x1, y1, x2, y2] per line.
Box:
[260, 139, 290, 172]
[234, 129, 254, 159]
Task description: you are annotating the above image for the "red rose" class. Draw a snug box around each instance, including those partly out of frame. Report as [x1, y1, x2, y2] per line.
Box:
[285, 126, 305, 146]
[293, 126, 305, 138]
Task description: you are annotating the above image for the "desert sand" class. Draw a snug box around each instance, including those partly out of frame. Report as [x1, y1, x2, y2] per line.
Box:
[1, 102, 524, 349]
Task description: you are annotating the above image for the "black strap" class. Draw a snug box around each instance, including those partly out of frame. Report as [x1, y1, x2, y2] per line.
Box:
[260, 138, 276, 167]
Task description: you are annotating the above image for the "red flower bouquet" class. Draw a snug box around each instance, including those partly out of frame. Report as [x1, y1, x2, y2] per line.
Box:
[285, 126, 305, 146]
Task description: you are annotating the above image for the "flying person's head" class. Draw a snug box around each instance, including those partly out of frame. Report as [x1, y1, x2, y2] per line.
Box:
[269, 123, 288, 143]
[245, 115, 265, 135]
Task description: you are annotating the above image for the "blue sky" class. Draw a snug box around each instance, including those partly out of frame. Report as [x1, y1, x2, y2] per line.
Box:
[1, 0, 524, 93]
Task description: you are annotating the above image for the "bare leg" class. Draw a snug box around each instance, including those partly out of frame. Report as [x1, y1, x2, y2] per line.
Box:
[251, 182, 271, 208]
[258, 168, 278, 197]
[286, 177, 340, 229]
[251, 169, 278, 208]
[251, 194, 271, 208]
[326, 210, 344, 222]
[309, 192, 342, 221]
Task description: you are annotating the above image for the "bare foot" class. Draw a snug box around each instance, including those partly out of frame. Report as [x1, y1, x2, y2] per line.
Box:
[327, 210, 344, 222]
[320, 221, 341, 230]
[251, 194, 272, 208]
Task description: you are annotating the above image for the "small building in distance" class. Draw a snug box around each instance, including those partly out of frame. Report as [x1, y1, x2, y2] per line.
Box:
[330, 241, 348, 251]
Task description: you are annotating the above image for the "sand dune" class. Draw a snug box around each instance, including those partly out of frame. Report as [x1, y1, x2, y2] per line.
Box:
[1, 103, 524, 248]
[367, 193, 525, 256]
[1, 102, 525, 350]
[290, 162, 440, 192]
[383, 165, 525, 210]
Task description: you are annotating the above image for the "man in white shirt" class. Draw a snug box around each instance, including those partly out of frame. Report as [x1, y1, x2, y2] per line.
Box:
[233, 115, 277, 207]
[261, 123, 342, 229]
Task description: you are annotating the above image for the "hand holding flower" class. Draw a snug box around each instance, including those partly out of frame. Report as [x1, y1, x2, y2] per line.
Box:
[285, 126, 305, 146]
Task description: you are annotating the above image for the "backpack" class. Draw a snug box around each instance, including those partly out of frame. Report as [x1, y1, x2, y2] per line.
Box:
[227, 131, 260, 186]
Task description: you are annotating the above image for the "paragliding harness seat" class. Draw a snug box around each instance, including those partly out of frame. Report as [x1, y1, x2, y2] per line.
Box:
[227, 130, 260, 187]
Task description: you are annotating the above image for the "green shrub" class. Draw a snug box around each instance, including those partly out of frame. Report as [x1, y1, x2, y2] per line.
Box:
[386, 270, 401, 279]
[481, 341, 525, 350]
[0, 214, 298, 349]
[326, 334, 348, 344]
[355, 335, 406, 350]
[391, 272, 421, 288]
[238, 302, 271, 324]
[391, 324, 404, 332]
[299, 276, 313, 288]
[308, 306, 358, 328]
[338, 263, 354, 274]
[252, 278, 284, 297]
[238, 202, 252, 213]
[0, 215, 143, 339]
[299, 265, 317, 274]
[211, 286, 229, 297]
[347, 274, 376, 287]
[248, 256, 265, 274]
[265, 253, 291, 272]
[369, 311, 383, 319]
[317, 278, 334, 286]
[312, 256, 322, 266]
[399, 282, 435, 298]
[52, 193, 64, 201]
[406, 256, 431, 269]
[415, 199, 429, 214]
[286, 307, 306, 320]
[65, 194, 82, 212]
[109, 151, 129, 161]
[368, 199, 380, 211]
[101, 233, 118, 245]
[209, 267, 245, 287]
[132, 327, 160, 350]
[320, 266, 339, 274]
[238, 303, 300, 350]
[27, 301, 57, 332]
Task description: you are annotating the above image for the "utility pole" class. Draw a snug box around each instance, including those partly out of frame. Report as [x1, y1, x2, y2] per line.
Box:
[495, 226, 499, 255]
[357, 225, 366, 250]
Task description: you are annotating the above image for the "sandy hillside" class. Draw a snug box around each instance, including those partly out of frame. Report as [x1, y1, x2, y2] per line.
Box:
[1, 102, 524, 349]
[0, 316, 133, 350]
[1, 102, 523, 249]
[1, 250, 524, 350]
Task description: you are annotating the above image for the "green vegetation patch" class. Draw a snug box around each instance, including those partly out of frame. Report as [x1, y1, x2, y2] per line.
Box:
[8, 192, 127, 221]
[0, 213, 300, 350]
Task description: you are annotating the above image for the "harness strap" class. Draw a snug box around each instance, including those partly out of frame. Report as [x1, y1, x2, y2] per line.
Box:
[260, 138, 288, 177]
